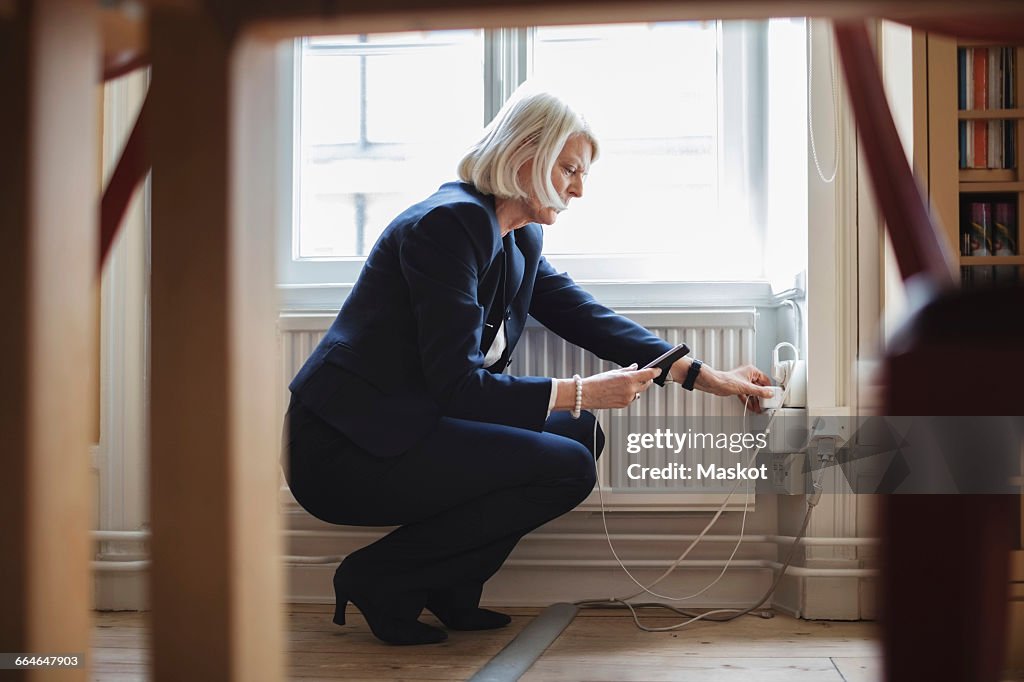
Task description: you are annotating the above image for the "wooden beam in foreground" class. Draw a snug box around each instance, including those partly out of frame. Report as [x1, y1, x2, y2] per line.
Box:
[148, 5, 284, 680]
[0, 2, 99, 680]
[229, 0, 1024, 40]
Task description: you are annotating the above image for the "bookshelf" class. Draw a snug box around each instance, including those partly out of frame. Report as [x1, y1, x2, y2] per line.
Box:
[918, 35, 1024, 672]
[922, 36, 1024, 287]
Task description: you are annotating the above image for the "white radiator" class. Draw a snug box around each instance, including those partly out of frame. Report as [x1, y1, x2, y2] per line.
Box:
[278, 309, 757, 496]
[511, 310, 757, 492]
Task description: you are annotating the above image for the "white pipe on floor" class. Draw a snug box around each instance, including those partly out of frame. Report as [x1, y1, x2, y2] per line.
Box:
[92, 530, 148, 541]
[92, 560, 149, 572]
[282, 555, 341, 565]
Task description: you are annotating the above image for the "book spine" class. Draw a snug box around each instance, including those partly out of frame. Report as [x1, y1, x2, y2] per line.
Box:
[970, 201, 995, 286]
[961, 204, 971, 257]
[1003, 119, 1009, 169]
[1001, 47, 1008, 168]
[959, 121, 967, 169]
[993, 202, 1017, 254]
[966, 48, 973, 110]
[1009, 48, 1017, 169]
[957, 47, 967, 109]
[971, 201, 993, 254]
[993, 201, 1019, 284]
[966, 120, 974, 168]
[989, 120, 999, 169]
[992, 47, 1001, 109]
[999, 48, 1007, 108]
[989, 48, 1000, 168]
[1008, 119, 1016, 169]
[965, 49, 973, 167]
[1009, 47, 1016, 107]
[987, 123, 999, 169]
[973, 47, 988, 168]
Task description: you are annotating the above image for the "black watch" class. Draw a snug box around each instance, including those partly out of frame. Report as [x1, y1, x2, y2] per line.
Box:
[682, 359, 703, 391]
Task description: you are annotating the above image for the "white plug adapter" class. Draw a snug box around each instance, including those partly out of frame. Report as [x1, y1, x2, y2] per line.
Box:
[760, 386, 785, 410]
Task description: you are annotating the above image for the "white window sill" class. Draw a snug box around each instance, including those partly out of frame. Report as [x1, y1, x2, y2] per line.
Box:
[277, 279, 800, 313]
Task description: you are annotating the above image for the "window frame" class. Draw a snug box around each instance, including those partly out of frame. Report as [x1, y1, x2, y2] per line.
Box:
[276, 21, 778, 305]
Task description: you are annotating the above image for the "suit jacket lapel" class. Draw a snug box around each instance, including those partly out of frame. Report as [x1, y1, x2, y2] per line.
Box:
[479, 249, 505, 353]
[505, 232, 525, 306]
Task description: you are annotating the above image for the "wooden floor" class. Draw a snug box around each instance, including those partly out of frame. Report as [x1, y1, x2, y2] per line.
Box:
[91, 603, 893, 681]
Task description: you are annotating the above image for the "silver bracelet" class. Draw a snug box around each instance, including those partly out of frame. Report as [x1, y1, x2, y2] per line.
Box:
[571, 374, 583, 419]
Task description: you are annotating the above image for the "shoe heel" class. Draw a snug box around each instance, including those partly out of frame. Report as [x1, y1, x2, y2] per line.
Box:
[334, 562, 446, 644]
[333, 597, 348, 626]
[333, 586, 349, 626]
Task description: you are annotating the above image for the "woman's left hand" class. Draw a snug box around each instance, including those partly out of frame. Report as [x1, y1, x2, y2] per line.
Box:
[671, 360, 774, 413]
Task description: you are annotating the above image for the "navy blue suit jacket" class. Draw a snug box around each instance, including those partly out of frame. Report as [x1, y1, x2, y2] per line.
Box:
[288, 182, 673, 457]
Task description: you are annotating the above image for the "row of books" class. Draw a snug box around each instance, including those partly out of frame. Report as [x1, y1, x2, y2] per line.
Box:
[958, 120, 1016, 169]
[961, 266, 1019, 288]
[960, 200, 1019, 287]
[957, 46, 1017, 169]
[958, 46, 1016, 111]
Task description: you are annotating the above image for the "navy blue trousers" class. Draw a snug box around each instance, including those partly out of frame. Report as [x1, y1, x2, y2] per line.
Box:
[282, 397, 605, 601]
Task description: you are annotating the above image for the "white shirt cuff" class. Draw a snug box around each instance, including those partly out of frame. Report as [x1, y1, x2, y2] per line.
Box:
[546, 379, 558, 419]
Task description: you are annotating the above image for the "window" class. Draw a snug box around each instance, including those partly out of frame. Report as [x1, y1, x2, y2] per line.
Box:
[529, 24, 720, 263]
[279, 20, 807, 299]
[295, 31, 485, 261]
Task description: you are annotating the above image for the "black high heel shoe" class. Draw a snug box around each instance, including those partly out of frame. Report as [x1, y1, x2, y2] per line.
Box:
[426, 587, 512, 631]
[333, 566, 447, 645]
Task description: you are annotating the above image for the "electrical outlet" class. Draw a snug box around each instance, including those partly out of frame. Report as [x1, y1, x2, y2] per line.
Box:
[807, 412, 850, 447]
[771, 452, 806, 494]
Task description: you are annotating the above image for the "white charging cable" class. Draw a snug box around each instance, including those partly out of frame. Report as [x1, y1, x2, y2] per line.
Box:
[576, 380, 833, 632]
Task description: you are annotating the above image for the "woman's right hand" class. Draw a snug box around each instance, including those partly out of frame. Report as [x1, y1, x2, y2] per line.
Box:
[569, 364, 660, 410]
[554, 364, 661, 411]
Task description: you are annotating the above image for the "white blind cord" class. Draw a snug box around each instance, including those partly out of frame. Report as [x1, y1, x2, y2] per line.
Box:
[808, 18, 840, 184]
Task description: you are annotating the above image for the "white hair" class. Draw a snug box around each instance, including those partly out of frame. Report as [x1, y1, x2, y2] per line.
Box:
[457, 90, 599, 211]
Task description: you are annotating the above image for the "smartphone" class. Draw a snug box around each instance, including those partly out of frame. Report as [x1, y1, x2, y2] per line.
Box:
[641, 343, 690, 386]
